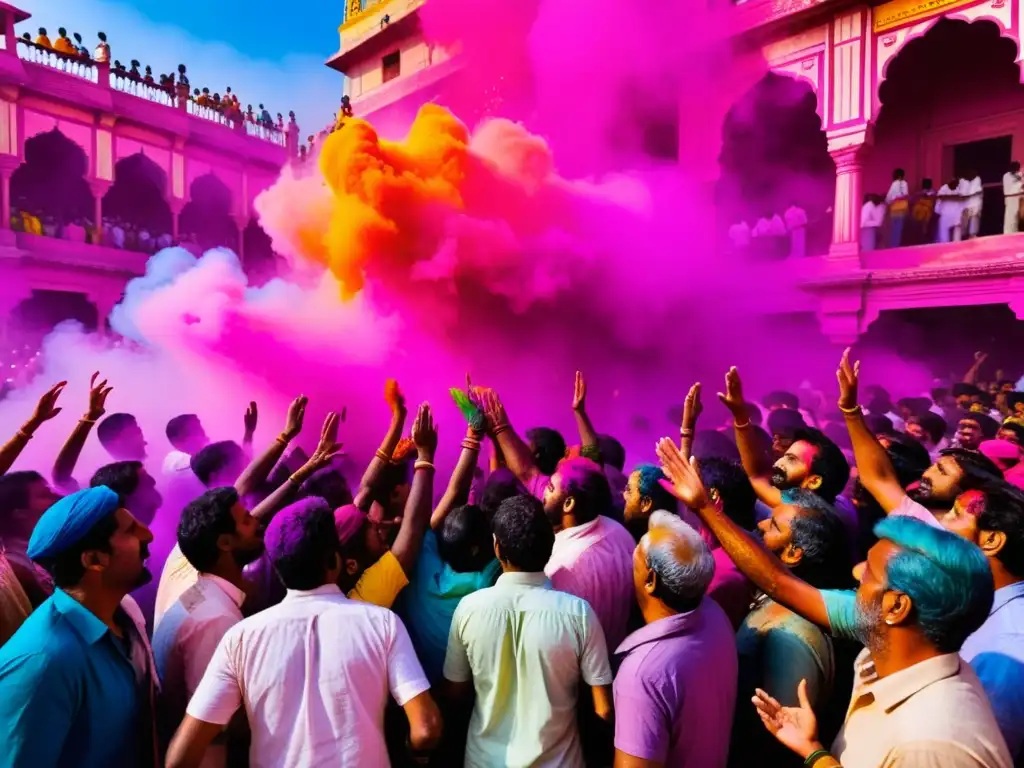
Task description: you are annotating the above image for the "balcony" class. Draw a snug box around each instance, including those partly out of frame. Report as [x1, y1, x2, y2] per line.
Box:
[327, 0, 426, 74]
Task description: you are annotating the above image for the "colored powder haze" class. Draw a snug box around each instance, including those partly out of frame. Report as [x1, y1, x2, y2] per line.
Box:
[1, 0, 933, 486]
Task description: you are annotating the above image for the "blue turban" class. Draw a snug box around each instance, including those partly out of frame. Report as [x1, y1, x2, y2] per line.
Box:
[27, 486, 120, 561]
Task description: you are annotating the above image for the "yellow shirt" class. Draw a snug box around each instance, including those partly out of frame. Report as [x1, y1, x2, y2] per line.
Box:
[53, 37, 76, 55]
[347, 551, 408, 609]
[34, 35, 52, 49]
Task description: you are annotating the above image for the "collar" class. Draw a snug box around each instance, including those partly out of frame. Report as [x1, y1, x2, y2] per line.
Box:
[615, 603, 705, 656]
[52, 588, 112, 645]
[860, 653, 962, 713]
[495, 571, 549, 589]
[992, 581, 1024, 615]
[199, 573, 246, 608]
[554, 516, 602, 544]
[283, 583, 343, 600]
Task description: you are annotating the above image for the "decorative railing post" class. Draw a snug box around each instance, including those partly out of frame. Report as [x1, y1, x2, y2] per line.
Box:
[97, 59, 111, 90]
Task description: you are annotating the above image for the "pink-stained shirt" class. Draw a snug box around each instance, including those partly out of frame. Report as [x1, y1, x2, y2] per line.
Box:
[544, 515, 636, 650]
[891, 495, 943, 530]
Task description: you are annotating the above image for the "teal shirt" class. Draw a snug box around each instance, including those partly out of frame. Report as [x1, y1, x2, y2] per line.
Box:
[396, 530, 500, 683]
[0, 588, 142, 768]
[821, 588, 859, 640]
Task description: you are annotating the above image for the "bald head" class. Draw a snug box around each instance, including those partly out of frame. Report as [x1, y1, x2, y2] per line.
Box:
[635, 511, 715, 615]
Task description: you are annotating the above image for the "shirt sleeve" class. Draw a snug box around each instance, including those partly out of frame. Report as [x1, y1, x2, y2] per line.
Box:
[185, 630, 243, 726]
[891, 496, 944, 529]
[0, 651, 76, 766]
[527, 473, 551, 501]
[579, 604, 613, 686]
[613, 667, 672, 763]
[442, 602, 472, 684]
[347, 550, 409, 609]
[385, 614, 430, 706]
[821, 589, 859, 641]
[966, 650, 1024, 756]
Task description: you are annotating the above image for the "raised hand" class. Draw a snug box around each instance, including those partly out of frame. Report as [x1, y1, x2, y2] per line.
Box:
[655, 437, 710, 509]
[716, 367, 746, 420]
[836, 347, 861, 411]
[752, 680, 820, 759]
[282, 395, 308, 440]
[681, 382, 703, 435]
[28, 380, 67, 428]
[479, 389, 508, 433]
[412, 403, 438, 459]
[243, 401, 258, 437]
[384, 379, 407, 417]
[975, 350, 989, 364]
[86, 372, 114, 421]
[308, 411, 344, 470]
[572, 370, 587, 412]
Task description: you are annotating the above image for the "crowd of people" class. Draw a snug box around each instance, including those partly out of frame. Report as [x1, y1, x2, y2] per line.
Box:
[861, 163, 1024, 250]
[12, 206, 175, 254]
[726, 203, 831, 260]
[0, 348, 1022, 768]
[21, 25, 286, 132]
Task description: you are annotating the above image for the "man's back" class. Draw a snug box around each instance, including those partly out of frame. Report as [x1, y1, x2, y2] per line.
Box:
[444, 572, 612, 768]
[185, 584, 428, 768]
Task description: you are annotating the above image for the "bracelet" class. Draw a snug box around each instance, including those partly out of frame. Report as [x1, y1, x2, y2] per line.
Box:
[461, 438, 481, 451]
[680, 428, 694, 438]
[80, 415, 97, 424]
[805, 749, 835, 767]
[414, 460, 435, 472]
[275, 433, 291, 446]
[492, 424, 510, 437]
[15, 428, 32, 440]
[839, 404, 862, 415]
[733, 420, 751, 430]
[288, 473, 306, 486]
[375, 448, 391, 463]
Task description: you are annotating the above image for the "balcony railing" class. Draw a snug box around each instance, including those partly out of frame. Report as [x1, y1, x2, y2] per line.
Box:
[109, 71, 176, 107]
[16, 39, 98, 83]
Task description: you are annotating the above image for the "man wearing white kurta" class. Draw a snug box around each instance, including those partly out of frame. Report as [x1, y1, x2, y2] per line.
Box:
[1004, 162, 1022, 234]
[937, 178, 965, 243]
[963, 172, 984, 239]
[860, 195, 885, 252]
[784, 204, 808, 258]
[885, 169, 910, 248]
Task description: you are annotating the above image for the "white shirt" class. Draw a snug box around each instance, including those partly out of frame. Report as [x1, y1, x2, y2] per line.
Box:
[187, 584, 429, 768]
[545, 515, 636, 650]
[1004, 172, 1022, 199]
[885, 179, 909, 204]
[784, 205, 808, 229]
[752, 215, 786, 237]
[444, 572, 612, 768]
[937, 184, 963, 218]
[964, 176, 983, 210]
[860, 202, 885, 228]
[153, 574, 244, 768]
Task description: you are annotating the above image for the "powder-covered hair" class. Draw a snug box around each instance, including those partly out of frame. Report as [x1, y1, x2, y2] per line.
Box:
[645, 511, 715, 613]
[874, 515, 994, 653]
[634, 463, 677, 514]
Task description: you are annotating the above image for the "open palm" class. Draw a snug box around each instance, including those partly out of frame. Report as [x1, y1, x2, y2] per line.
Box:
[752, 680, 820, 759]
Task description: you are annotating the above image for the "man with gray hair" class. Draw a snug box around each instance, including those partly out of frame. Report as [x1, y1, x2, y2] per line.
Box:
[612, 511, 737, 767]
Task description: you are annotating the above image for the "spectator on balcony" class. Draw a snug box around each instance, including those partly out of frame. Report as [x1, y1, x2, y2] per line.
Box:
[34, 28, 52, 49]
[144, 65, 154, 84]
[784, 203, 807, 259]
[259, 104, 273, 127]
[19, 210, 42, 236]
[156, 231, 173, 251]
[103, 217, 125, 249]
[1003, 161, 1023, 235]
[53, 28, 76, 56]
[112, 60, 126, 74]
[72, 33, 89, 58]
[62, 219, 86, 244]
[197, 88, 211, 107]
[937, 176, 966, 243]
[885, 167, 910, 249]
[246, 105, 256, 123]
[129, 59, 141, 78]
[963, 168, 984, 240]
[752, 210, 786, 259]
[138, 228, 152, 253]
[94, 32, 109, 63]
[860, 193, 885, 252]
[909, 178, 937, 245]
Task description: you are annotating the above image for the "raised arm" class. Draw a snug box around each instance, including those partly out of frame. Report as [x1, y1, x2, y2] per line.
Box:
[963, 351, 987, 385]
[241, 401, 257, 453]
[234, 395, 306, 498]
[656, 437, 830, 630]
[679, 382, 702, 461]
[480, 389, 541, 489]
[0, 381, 66, 476]
[431, 390, 485, 529]
[718, 367, 781, 507]
[52, 373, 112, 492]
[390, 403, 438, 575]
[836, 349, 906, 513]
[353, 380, 407, 511]
[249, 411, 343, 522]
[572, 371, 601, 462]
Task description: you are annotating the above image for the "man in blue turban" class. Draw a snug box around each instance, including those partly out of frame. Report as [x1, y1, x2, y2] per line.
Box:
[0, 486, 159, 768]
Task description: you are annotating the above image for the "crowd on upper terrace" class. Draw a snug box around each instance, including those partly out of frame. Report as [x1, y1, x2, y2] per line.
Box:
[19, 27, 289, 135]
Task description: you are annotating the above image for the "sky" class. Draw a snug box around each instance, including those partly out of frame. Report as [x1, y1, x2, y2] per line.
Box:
[19, 0, 344, 133]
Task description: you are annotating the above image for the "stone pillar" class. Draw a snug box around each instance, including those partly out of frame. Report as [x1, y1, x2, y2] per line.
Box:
[232, 213, 248, 264]
[826, 127, 872, 267]
[170, 198, 186, 241]
[88, 179, 112, 237]
[89, 292, 119, 333]
[96, 60, 111, 89]
[0, 168, 10, 229]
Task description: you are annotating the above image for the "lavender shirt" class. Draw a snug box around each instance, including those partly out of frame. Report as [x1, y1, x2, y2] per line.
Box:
[613, 598, 738, 767]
